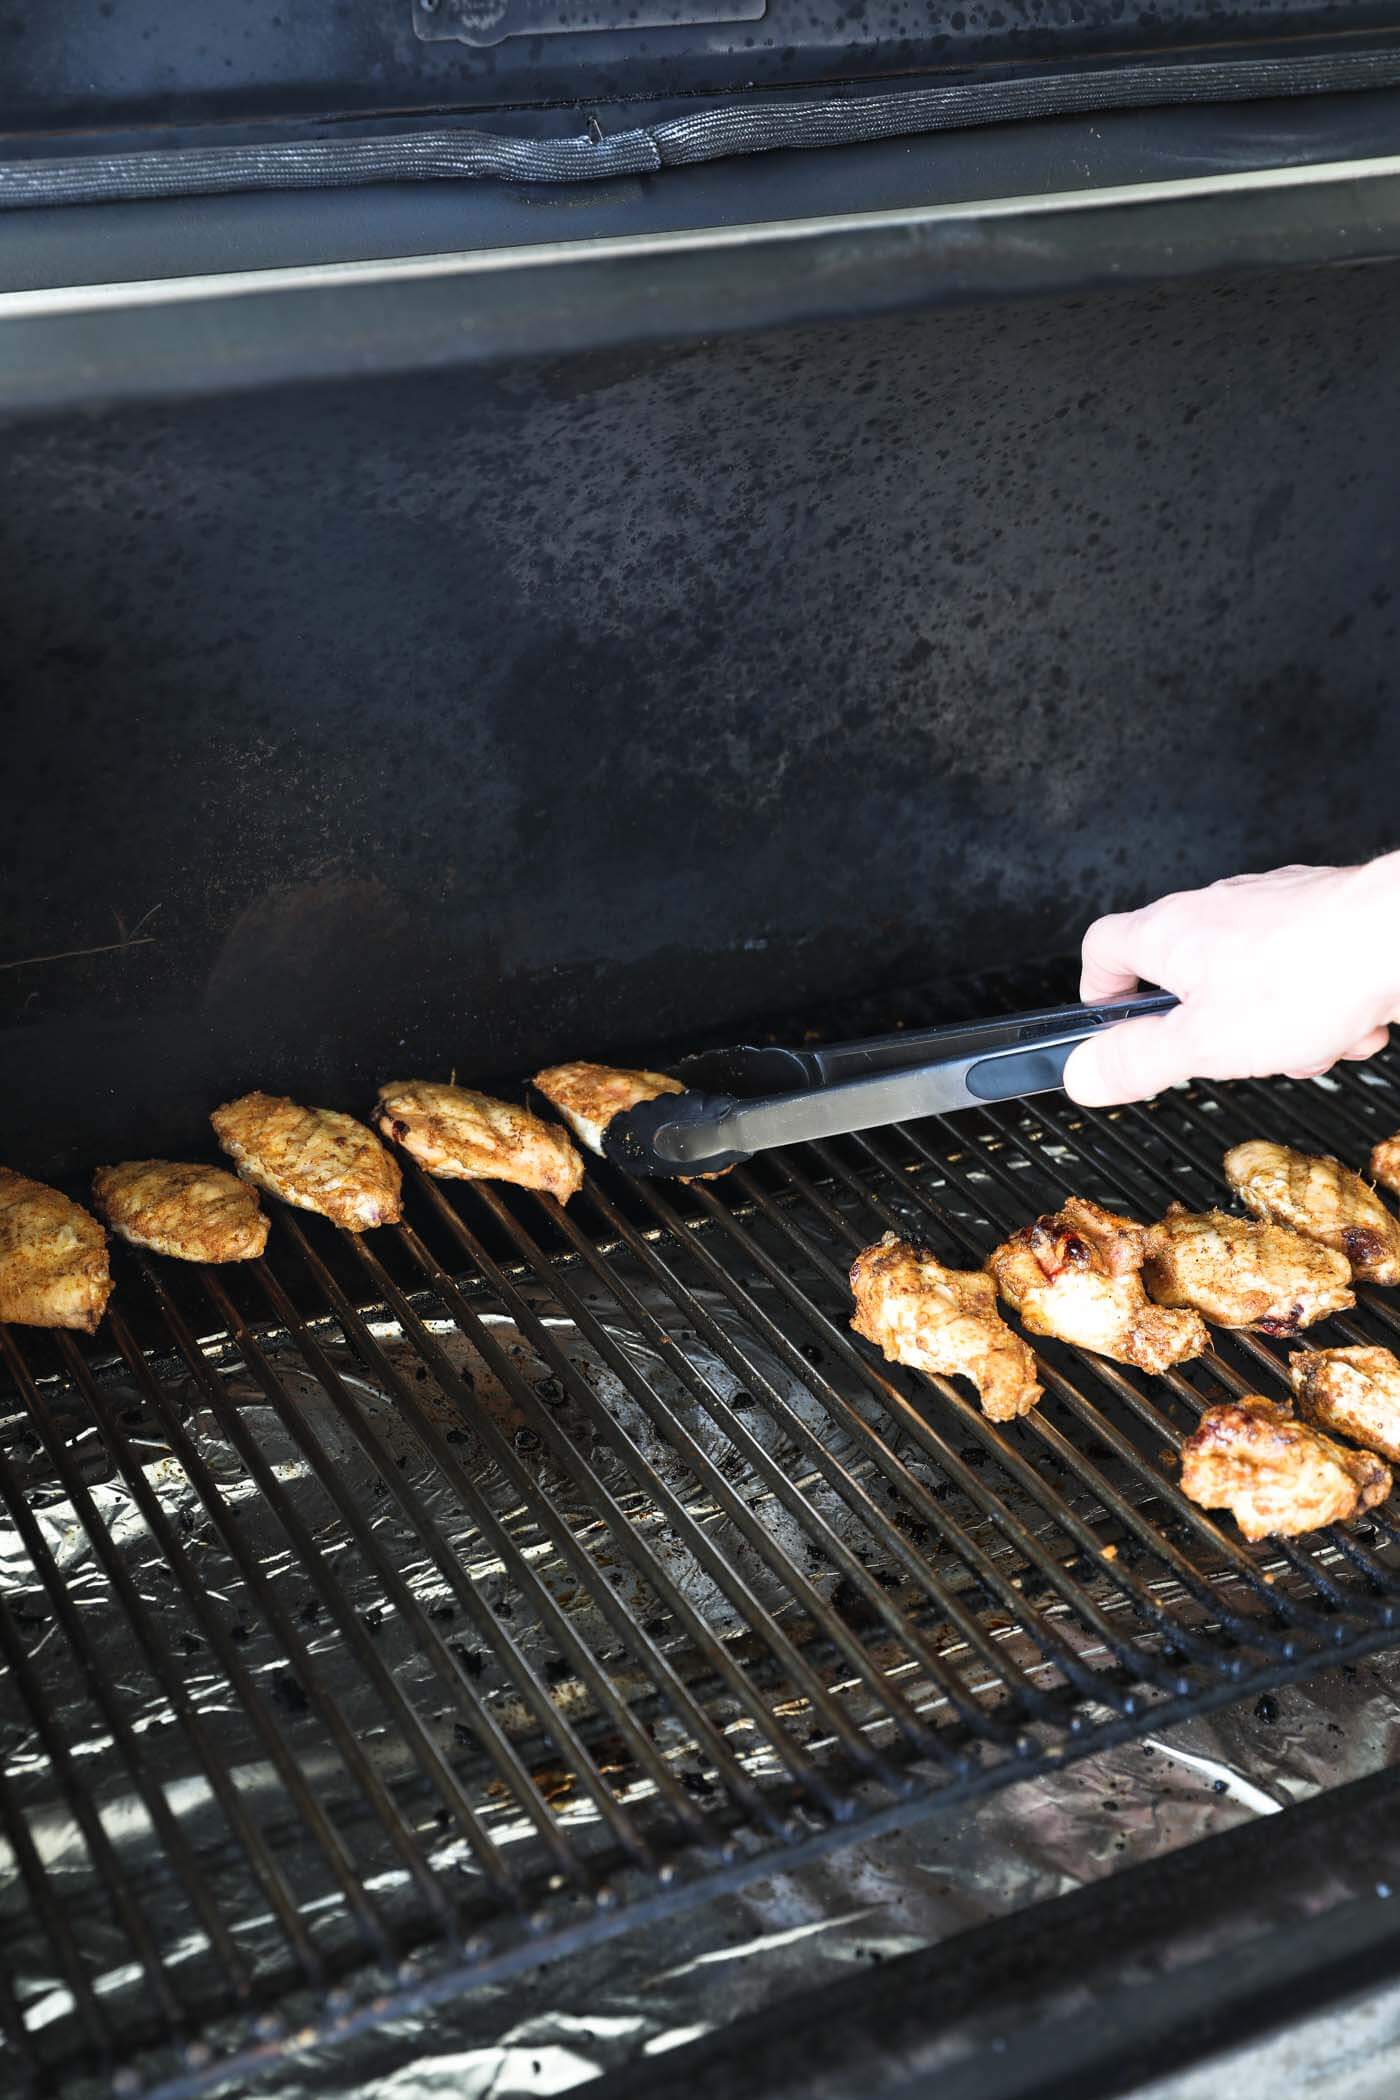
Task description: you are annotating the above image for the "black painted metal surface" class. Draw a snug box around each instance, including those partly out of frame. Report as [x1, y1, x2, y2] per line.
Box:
[4, 255, 1400, 1174]
[1, 0, 1398, 131]
[6, 1032, 1400, 2096]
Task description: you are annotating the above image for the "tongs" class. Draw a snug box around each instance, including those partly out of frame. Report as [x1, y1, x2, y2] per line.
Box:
[602, 991, 1178, 1178]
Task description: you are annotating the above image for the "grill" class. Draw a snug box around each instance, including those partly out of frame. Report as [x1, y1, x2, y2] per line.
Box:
[7, 992, 1400, 2100]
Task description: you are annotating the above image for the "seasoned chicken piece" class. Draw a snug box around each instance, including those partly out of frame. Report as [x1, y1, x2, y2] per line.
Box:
[0, 1168, 113, 1333]
[212, 1093, 402, 1231]
[850, 1231, 1042, 1422]
[532, 1059, 733, 1182]
[1223, 1138, 1400, 1285]
[1144, 1204, 1354, 1336]
[93, 1161, 269, 1264]
[1288, 1345, 1400, 1463]
[375, 1081, 583, 1204]
[1180, 1395, 1390, 1540]
[988, 1196, 1207, 1373]
[533, 1060, 683, 1156]
[1369, 1133, 1400, 1204]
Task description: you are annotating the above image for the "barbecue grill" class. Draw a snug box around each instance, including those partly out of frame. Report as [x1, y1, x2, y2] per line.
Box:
[8, 6, 1400, 2094]
[6, 971, 1400, 2096]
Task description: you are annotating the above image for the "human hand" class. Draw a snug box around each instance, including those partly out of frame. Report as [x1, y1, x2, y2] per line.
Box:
[1062, 858, 1400, 1107]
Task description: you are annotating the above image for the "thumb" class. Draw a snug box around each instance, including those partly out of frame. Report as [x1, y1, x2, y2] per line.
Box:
[1063, 1011, 1194, 1107]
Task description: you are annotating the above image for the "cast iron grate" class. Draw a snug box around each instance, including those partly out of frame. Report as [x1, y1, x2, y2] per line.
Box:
[5, 996, 1400, 2097]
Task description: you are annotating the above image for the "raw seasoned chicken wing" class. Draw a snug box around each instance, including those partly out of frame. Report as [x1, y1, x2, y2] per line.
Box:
[212, 1093, 402, 1231]
[1224, 1138, 1400, 1285]
[375, 1081, 583, 1204]
[988, 1196, 1207, 1373]
[1180, 1394, 1390, 1540]
[850, 1231, 1042, 1422]
[532, 1061, 683, 1156]
[1288, 1344, 1400, 1463]
[0, 1168, 112, 1333]
[1144, 1204, 1354, 1335]
[93, 1160, 268, 1264]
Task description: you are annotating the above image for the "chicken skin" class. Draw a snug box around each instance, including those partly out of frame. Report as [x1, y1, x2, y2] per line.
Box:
[0, 1168, 113, 1333]
[533, 1061, 683, 1156]
[1288, 1345, 1400, 1463]
[850, 1232, 1042, 1422]
[375, 1081, 583, 1204]
[1223, 1138, 1400, 1286]
[212, 1093, 403, 1231]
[1180, 1395, 1390, 1540]
[93, 1161, 269, 1264]
[1144, 1204, 1354, 1336]
[988, 1197, 1207, 1373]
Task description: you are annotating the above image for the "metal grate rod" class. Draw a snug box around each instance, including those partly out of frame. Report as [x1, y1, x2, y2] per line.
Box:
[466, 1179, 917, 1793]
[194, 1262, 535, 1900]
[105, 1305, 400, 1963]
[227, 1255, 656, 1879]
[518, 1187, 970, 1761]
[375, 1220, 805, 1837]
[332, 1229, 753, 1845]
[59, 1328, 330, 1985]
[643, 1172, 1131, 1712]
[397, 1192, 855, 1820]
[11, 1332, 254, 1995]
[572, 1173, 1055, 1737]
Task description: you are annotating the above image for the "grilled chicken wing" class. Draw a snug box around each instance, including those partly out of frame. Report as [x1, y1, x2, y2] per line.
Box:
[93, 1160, 268, 1263]
[532, 1059, 732, 1181]
[1369, 1134, 1400, 1204]
[1180, 1394, 1390, 1540]
[1288, 1345, 1400, 1463]
[532, 1061, 683, 1156]
[1223, 1138, 1400, 1285]
[988, 1197, 1207, 1373]
[212, 1093, 402, 1231]
[0, 1168, 113, 1333]
[850, 1231, 1042, 1422]
[375, 1081, 583, 1204]
[1143, 1204, 1354, 1335]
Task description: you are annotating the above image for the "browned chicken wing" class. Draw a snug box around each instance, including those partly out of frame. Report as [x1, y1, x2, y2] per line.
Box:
[1223, 1138, 1400, 1285]
[93, 1160, 269, 1264]
[212, 1093, 402, 1231]
[1180, 1394, 1390, 1540]
[532, 1061, 683, 1156]
[1369, 1134, 1400, 1204]
[0, 1167, 113, 1333]
[532, 1059, 732, 1181]
[1288, 1345, 1400, 1463]
[988, 1197, 1207, 1373]
[850, 1231, 1042, 1422]
[375, 1080, 583, 1204]
[1143, 1204, 1354, 1336]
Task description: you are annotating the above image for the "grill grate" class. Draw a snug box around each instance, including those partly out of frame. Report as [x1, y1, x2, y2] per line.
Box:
[7, 1016, 1400, 2097]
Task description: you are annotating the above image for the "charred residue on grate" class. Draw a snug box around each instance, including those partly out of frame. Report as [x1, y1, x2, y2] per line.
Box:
[5, 1052, 1400, 2095]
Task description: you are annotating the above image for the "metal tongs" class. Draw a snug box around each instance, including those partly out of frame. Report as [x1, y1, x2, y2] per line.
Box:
[602, 990, 1178, 1178]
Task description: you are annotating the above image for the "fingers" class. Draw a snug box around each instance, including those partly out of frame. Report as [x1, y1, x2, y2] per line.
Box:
[1341, 1025, 1390, 1062]
[1062, 1010, 1193, 1107]
[1079, 912, 1145, 1003]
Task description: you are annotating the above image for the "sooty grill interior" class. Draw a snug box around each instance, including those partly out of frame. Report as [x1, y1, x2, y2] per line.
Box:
[6, 970, 1400, 2100]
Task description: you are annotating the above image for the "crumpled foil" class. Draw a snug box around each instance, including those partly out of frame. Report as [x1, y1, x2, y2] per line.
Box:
[2, 1252, 1399, 2098]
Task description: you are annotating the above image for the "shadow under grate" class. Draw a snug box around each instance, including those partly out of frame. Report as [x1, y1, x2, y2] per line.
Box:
[4, 1036, 1400, 2097]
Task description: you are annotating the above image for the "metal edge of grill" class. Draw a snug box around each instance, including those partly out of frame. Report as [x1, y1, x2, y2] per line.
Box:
[5, 1005, 1400, 2100]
